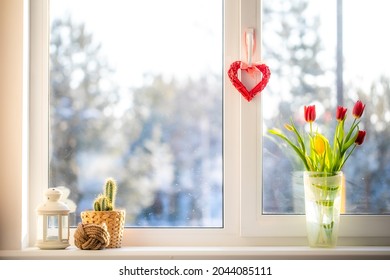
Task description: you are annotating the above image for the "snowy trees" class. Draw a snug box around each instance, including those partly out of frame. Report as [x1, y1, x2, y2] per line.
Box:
[262, 0, 390, 214]
[50, 17, 120, 206]
[49, 19, 223, 226]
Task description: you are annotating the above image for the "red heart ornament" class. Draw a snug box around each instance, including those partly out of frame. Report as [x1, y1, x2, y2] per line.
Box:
[228, 61, 271, 102]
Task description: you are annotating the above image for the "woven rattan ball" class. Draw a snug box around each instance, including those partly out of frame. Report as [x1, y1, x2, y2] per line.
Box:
[74, 222, 110, 250]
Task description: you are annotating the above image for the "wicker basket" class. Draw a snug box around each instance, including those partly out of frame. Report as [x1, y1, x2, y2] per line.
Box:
[80, 210, 125, 248]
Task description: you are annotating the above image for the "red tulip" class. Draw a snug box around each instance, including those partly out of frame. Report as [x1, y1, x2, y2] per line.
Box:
[304, 105, 316, 123]
[355, 130, 366, 145]
[336, 106, 347, 121]
[353, 100, 366, 119]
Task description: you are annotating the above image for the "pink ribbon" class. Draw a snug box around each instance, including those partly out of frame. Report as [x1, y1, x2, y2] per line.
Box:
[240, 62, 262, 78]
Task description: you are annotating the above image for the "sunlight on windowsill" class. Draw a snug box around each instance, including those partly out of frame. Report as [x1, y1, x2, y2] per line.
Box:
[1, 246, 390, 260]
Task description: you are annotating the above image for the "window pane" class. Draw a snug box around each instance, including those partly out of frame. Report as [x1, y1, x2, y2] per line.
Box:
[49, 0, 223, 227]
[262, 0, 390, 214]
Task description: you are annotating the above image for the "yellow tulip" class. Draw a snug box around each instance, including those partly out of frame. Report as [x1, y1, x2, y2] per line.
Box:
[314, 135, 325, 155]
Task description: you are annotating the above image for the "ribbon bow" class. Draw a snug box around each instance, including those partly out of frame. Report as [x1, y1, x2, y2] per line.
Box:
[240, 61, 262, 78]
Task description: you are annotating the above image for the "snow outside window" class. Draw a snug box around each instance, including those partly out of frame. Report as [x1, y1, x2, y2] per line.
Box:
[48, 0, 223, 227]
[261, 0, 390, 216]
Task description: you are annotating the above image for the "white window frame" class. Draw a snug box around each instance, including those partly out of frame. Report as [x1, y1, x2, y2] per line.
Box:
[239, 1, 390, 245]
[27, 0, 390, 249]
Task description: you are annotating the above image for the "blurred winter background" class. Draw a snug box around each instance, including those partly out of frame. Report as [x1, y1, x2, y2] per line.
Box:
[49, 0, 223, 227]
[262, 0, 390, 214]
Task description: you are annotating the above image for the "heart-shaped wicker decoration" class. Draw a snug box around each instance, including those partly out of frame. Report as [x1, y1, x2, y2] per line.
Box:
[228, 61, 271, 102]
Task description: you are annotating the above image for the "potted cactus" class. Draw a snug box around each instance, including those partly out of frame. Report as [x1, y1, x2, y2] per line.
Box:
[93, 178, 117, 211]
[80, 178, 125, 248]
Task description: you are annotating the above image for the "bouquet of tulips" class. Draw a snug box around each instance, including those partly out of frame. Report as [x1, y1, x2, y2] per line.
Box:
[269, 100, 366, 172]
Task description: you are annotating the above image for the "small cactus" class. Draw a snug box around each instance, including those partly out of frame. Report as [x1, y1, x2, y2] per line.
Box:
[104, 178, 117, 209]
[92, 178, 117, 211]
[93, 194, 113, 211]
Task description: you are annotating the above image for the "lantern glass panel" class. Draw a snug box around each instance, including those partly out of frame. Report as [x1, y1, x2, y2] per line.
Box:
[61, 215, 69, 240]
[46, 215, 59, 240]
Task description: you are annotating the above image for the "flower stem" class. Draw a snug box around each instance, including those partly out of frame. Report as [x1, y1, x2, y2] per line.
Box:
[338, 144, 357, 171]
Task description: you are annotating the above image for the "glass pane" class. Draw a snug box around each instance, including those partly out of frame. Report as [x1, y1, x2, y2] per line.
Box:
[61, 216, 69, 240]
[262, 0, 390, 214]
[47, 215, 59, 240]
[49, 0, 223, 227]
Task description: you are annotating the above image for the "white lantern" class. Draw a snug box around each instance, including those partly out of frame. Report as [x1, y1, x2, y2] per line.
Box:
[36, 188, 70, 249]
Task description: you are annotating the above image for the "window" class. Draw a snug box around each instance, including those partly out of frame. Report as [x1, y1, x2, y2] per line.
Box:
[262, 0, 390, 216]
[48, 0, 223, 227]
[240, 0, 390, 241]
[29, 0, 390, 247]
[30, 0, 243, 247]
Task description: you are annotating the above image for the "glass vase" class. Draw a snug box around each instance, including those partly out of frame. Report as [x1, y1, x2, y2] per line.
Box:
[303, 171, 343, 248]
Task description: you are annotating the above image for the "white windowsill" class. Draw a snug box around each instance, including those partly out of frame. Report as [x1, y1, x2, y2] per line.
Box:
[1, 246, 390, 260]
